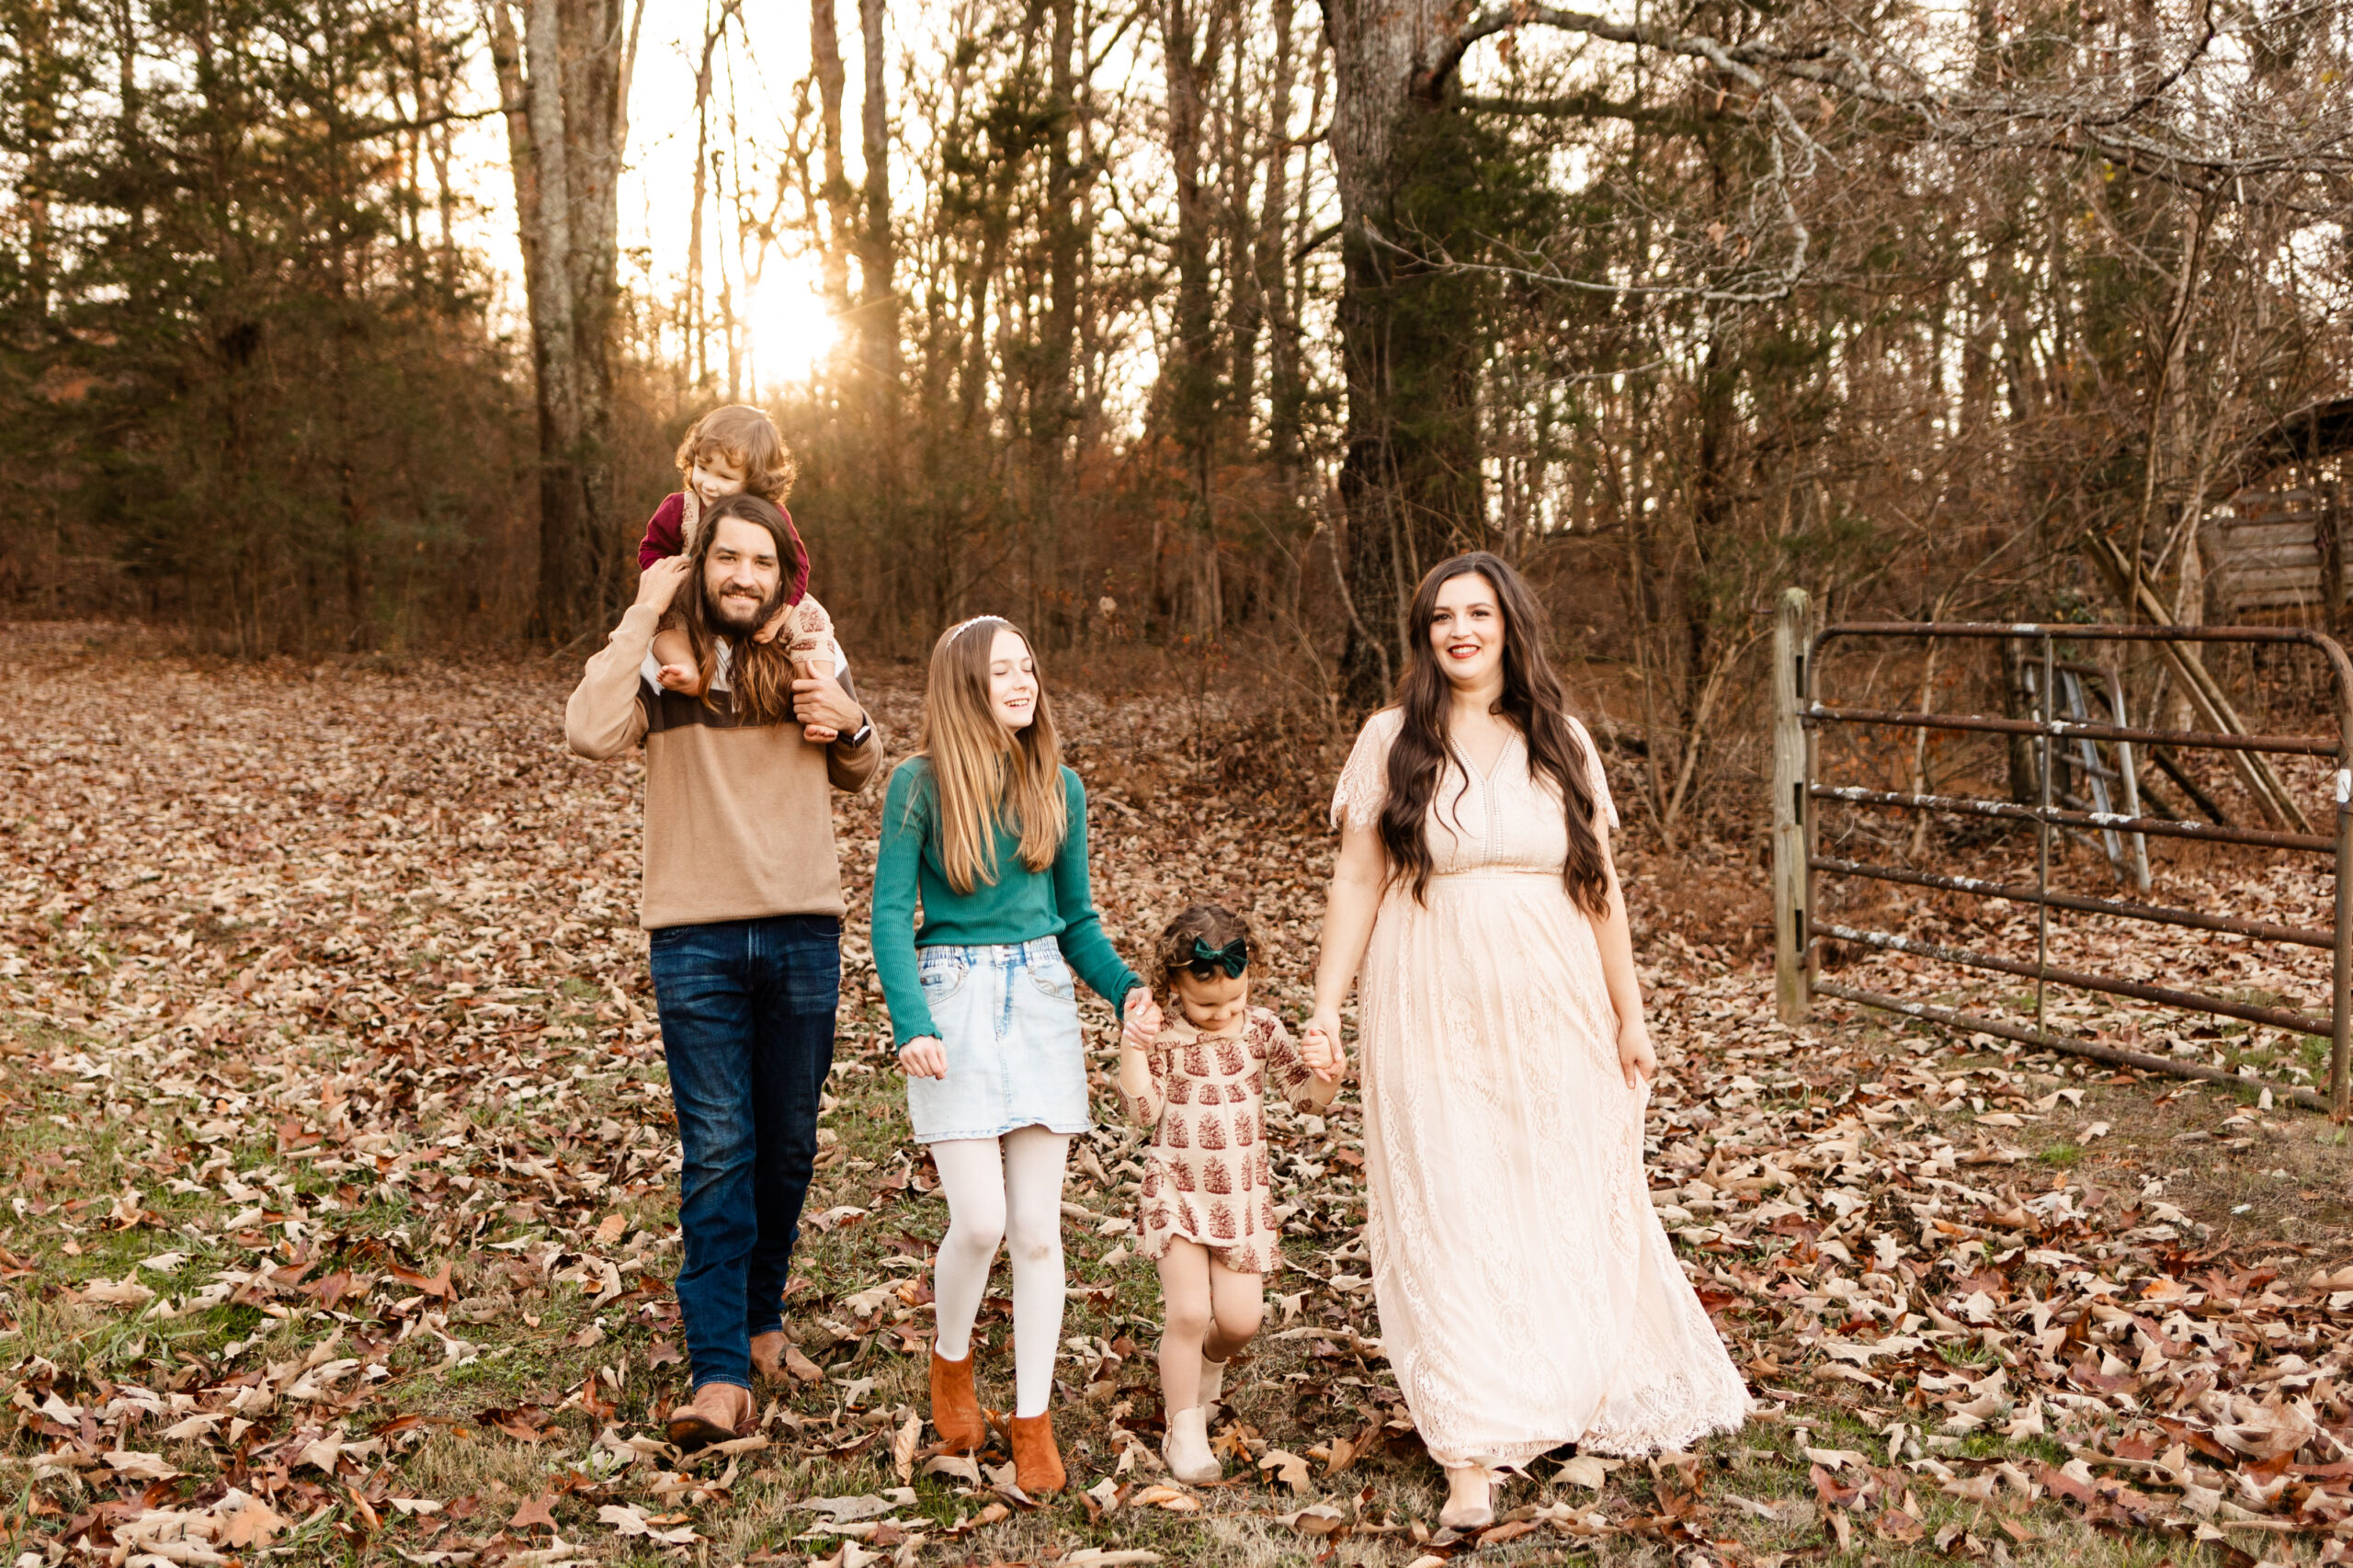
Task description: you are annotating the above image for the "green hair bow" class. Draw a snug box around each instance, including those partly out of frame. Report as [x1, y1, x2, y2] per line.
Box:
[1186, 937, 1249, 979]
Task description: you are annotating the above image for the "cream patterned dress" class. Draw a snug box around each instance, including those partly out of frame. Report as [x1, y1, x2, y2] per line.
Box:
[1333, 710, 1751, 1466]
[1120, 1008, 1321, 1275]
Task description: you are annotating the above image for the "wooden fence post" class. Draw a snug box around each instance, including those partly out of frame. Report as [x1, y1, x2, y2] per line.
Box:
[1773, 587, 1813, 1024]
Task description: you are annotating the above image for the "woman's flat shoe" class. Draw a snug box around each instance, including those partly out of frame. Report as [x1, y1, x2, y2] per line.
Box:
[1438, 1465, 1495, 1531]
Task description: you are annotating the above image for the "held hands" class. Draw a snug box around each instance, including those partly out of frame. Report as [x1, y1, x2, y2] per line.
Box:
[1121, 989, 1164, 1046]
[1617, 1011, 1657, 1090]
[1299, 1027, 1343, 1084]
[899, 1036, 949, 1080]
[1302, 1007, 1344, 1084]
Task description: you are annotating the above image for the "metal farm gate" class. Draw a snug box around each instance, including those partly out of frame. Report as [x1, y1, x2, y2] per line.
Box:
[1768, 590, 2353, 1117]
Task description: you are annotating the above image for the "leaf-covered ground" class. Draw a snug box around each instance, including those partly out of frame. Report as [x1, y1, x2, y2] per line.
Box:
[3, 621, 2350, 1568]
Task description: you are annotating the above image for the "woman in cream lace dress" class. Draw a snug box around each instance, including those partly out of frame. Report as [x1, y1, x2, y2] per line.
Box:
[1303, 554, 1749, 1529]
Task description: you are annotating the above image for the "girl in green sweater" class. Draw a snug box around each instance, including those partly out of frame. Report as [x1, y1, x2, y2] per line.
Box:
[872, 615, 1162, 1494]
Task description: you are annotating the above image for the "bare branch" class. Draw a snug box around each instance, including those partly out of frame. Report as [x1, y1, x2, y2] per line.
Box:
[1458, 91, 1691, 124]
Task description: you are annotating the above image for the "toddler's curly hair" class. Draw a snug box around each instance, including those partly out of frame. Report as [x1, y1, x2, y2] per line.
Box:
[1153, 903, 1254, 1005]
[676, 404, 798, 505]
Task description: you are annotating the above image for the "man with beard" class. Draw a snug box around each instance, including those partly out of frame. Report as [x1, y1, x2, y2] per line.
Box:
[566, 493, 880, 1448]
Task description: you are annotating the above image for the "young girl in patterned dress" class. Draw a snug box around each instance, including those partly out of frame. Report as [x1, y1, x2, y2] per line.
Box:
[1118, 904, 1339, 1483]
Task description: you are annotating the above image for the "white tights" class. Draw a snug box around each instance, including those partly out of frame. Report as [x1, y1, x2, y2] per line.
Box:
[928, 1127, 1071, 1418]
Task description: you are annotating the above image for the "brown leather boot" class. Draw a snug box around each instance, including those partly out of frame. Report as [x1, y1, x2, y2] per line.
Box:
[929, 1346, 986, 1455]
[665, 1382, 753, 1453]
[750, 1331, 789, 1386]
[1010, 1411, 1067, 1495]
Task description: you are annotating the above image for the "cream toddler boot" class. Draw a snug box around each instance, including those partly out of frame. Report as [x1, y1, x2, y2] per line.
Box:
[1161, 1405, 1221, 1484]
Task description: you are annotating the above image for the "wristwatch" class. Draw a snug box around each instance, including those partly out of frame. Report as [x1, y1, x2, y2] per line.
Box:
[843, 713, 873, 747]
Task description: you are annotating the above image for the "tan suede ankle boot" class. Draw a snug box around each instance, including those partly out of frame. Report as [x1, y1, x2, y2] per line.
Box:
[1010, 1412, 1067, 1494]
[929, 1346, 985, 1455]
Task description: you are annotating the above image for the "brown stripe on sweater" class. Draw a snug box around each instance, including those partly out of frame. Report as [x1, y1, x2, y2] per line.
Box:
[637, 669, 864, 736]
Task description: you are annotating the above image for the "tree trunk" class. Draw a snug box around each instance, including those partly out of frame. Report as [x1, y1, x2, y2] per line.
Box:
[1034, 0, 1083, 642]
[852, 0, 900, 633]
[1252, 0, 1295, 469]
[488, 0, 639, 644]
[1162, 0, 1223, 631]
[1324, 0, 1488, 708]
[856, 0, 897, 388]
[810, 0, 854, 313]
[688, 3, 735, 389]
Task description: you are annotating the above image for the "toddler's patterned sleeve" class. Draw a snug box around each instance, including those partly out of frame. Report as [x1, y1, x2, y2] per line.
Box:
[787, 593, 848, 676]
[1259, 1012, 1323, 1109]
[1567, 715, 1620, 833]
[1120, 1028, 1170, 1129]
[1330, 710, 1400, 832]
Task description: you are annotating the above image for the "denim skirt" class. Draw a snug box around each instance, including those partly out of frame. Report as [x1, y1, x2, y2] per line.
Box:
[905, 937, 1091, 1143]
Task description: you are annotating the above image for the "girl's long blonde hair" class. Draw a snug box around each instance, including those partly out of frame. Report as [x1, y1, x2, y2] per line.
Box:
[917, 617, 1068, 894]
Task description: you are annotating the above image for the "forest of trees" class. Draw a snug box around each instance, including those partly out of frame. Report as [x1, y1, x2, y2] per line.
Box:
[3, 0, 2350, 831]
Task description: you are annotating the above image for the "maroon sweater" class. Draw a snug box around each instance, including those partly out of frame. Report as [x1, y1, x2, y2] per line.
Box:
[635, 492, 813, 605]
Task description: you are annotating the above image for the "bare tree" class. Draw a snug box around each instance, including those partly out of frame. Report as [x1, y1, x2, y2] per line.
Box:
[484, 0, 646, 642]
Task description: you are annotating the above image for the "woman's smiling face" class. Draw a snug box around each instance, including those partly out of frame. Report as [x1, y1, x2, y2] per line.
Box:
[1428, 572, 1505, 687]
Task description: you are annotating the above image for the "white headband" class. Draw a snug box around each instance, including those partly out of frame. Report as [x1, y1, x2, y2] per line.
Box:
[947, 614, 1006, 639]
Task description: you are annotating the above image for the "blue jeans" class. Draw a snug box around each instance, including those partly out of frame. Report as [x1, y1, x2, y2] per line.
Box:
[648, 914, 841, 1392]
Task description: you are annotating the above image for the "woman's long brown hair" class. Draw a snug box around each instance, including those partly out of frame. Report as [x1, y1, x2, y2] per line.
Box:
[676, 494, 809, 727]
[1376, 552, 1611, 915]
[914, 617, 1069, 894]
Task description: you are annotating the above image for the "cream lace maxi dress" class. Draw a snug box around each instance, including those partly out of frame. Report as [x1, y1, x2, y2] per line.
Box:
[1332, 709, 1751, 1466]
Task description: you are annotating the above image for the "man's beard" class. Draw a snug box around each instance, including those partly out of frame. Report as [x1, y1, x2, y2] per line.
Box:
[705, 578, 785, 637]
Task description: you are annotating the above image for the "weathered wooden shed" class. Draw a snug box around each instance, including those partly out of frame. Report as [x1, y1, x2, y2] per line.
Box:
[2210, 486, 2347, 615]
[2205, 398, 2353, 620]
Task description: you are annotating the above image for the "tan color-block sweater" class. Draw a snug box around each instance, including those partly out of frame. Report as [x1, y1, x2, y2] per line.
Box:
[565, 603, 883, 928]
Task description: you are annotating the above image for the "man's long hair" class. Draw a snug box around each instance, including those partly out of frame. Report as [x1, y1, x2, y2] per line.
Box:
[914, 617, 1068, 894]
[676, 494, 809, 728]
[1377, 552, 1611, 915]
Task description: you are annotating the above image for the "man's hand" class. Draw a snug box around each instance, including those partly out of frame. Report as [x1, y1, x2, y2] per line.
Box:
[634, 555, 692, 616]
[792, 673, 864, 738]
[900, 1037, 949, 1079]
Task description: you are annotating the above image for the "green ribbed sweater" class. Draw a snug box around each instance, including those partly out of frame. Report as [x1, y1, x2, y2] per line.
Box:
[870, 759, 1140, 1046]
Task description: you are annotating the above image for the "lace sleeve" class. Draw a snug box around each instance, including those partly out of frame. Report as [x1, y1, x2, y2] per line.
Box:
[1568, 716, 1619, 833]
[1330, 710, 1401, 832]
